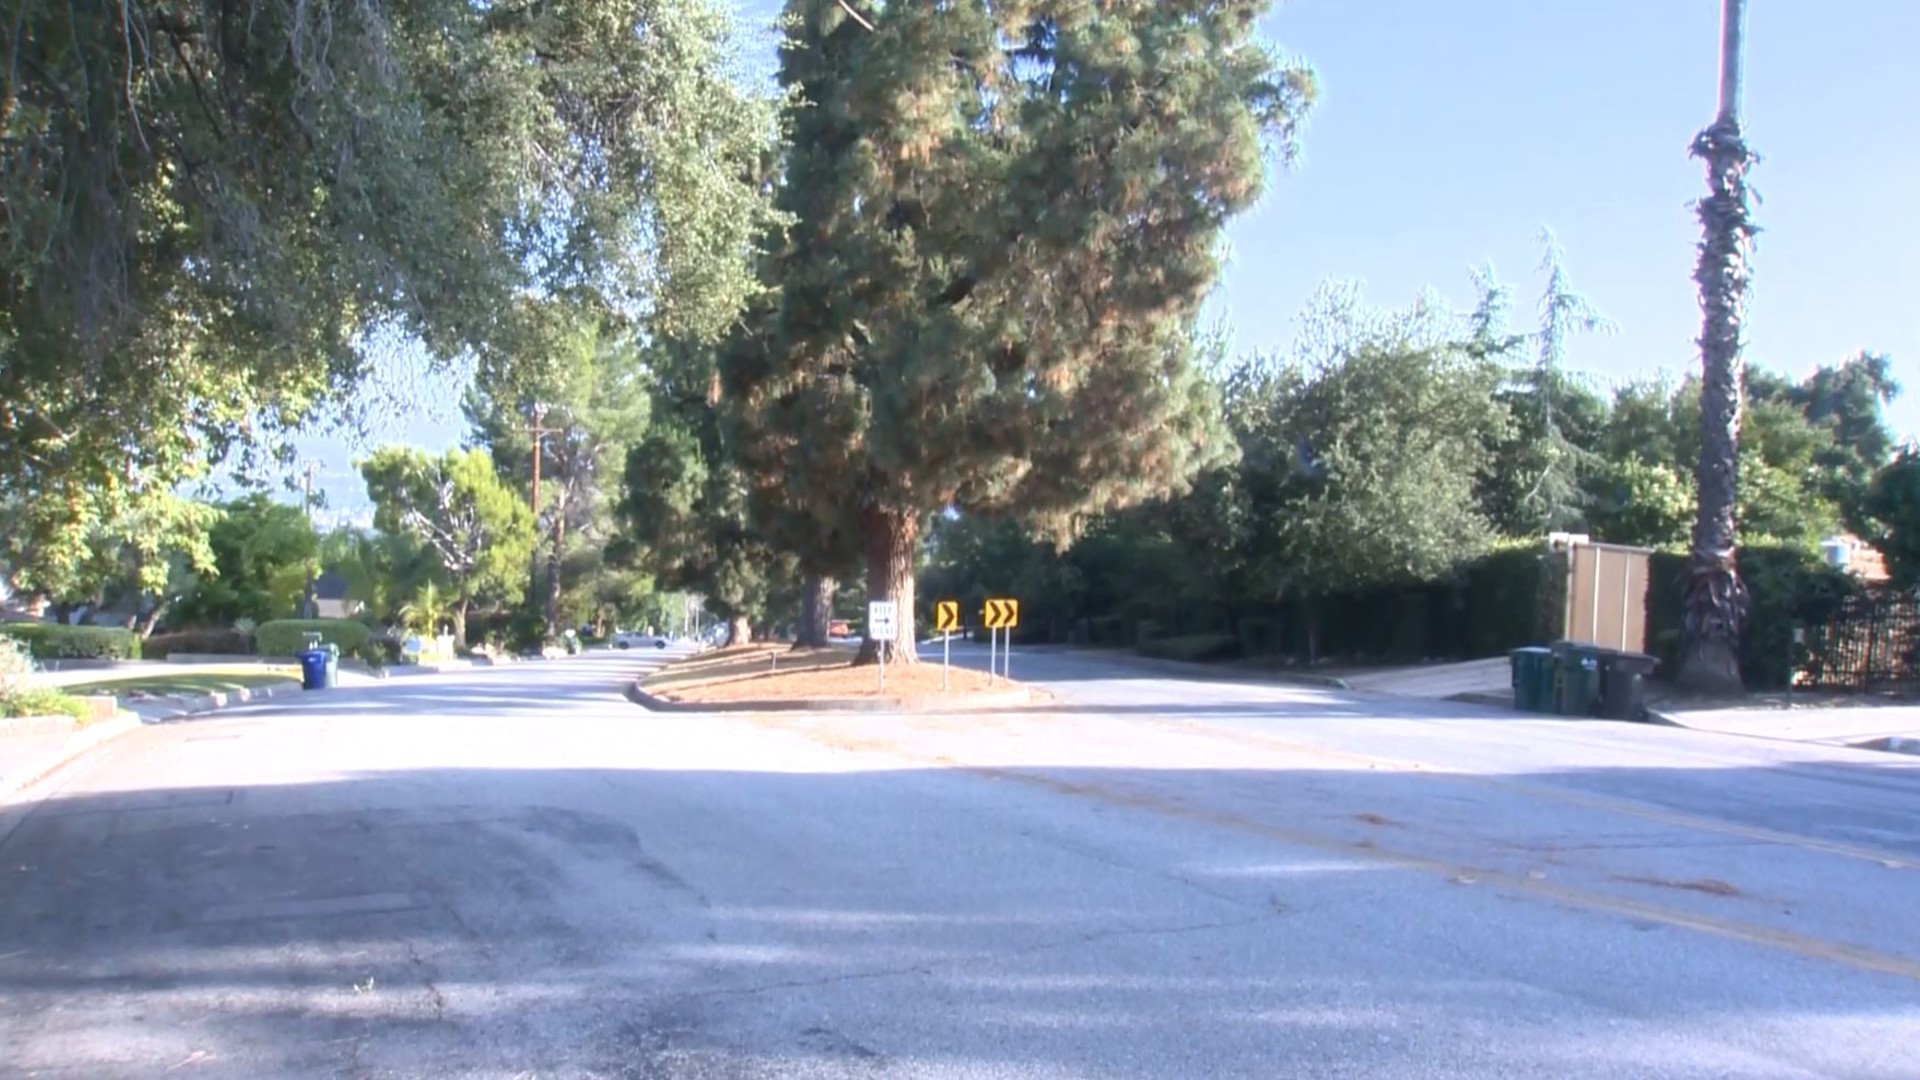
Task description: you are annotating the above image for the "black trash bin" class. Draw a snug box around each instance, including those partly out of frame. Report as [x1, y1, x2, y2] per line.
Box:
[1595, 650, 1659, 721]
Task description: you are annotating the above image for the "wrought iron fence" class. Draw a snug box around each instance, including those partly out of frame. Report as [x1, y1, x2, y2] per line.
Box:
[1800, 586, 1920, 695]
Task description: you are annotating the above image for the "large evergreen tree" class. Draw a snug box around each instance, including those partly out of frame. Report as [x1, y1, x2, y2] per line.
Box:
[725, 0, 1314, 661]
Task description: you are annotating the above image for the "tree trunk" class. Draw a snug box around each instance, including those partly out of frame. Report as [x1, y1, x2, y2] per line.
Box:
[725, 614, 753, 647]
[1678, 0, 1754, 695]
[135, 599, 167, 638]
[454, 594, 471, 651]
[855, 507, 918, 665]
[545, 515, 566, 636]
[794, 575, 836, 648]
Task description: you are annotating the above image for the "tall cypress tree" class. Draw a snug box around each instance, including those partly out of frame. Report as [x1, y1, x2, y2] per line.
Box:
[727, 0, 1314, 661]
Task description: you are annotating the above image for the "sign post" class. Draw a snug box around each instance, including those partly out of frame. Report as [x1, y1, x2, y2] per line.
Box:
[868, 600, 898, 692]
[982, 598, 1020, 684]
[934, 601, 960, 691]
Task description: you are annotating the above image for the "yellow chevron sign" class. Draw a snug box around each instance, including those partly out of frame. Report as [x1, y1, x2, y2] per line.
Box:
[934, 600, 961, 633]
[983, 598, 1019, 630]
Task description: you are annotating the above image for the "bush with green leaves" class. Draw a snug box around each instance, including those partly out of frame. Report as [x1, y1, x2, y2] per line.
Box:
[0, 623, 141, 660]
[3, 687, 92, 720]
[141, 629, 255, 659]
[253, 619, 372, 658]
[0, 636, 31, 699]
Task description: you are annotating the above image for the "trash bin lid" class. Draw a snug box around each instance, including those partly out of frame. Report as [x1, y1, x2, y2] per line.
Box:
[1511, 646, 1553, 657]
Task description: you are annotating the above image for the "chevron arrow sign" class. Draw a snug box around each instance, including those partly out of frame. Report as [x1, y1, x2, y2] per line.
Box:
[983, 598, 1020, 630]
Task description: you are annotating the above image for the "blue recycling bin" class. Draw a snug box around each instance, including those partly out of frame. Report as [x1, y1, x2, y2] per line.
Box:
[298, 647, 338, 690]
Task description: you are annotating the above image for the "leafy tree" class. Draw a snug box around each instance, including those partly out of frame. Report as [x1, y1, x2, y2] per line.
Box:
[1865, 448, 1920, 587]
[172, 496, 320, 627]
[1781, 352, 1901, 531]
[465, 300, 654, 634]
[725, 0, 1315, 662]
[1588, 456, 1695, 549]
[618, 396, 790, 647]
[2, 0, 783, 583]
[360, 448, 535, 644]
[1680, 0, 1758, 693]
[318, 526, 441, 627]
[1, 487, 216, 630]
[1226, 306, 1506, 659]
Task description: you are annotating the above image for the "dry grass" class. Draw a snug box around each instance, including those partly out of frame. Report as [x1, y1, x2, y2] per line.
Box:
[643, 646, 1037, 705]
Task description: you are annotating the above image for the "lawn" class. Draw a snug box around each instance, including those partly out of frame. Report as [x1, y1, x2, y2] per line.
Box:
[61, 669, 299, 699]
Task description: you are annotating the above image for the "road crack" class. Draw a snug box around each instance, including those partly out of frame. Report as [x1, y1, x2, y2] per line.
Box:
[406, 941, 447, 1021]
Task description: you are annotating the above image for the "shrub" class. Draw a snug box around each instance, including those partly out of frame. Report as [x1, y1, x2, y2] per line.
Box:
[142, 629, 254, 659]
[1462, 543, 1562, 656]
[0, 623, 141, 660]
[1139, 632, 1242, 663]
[1135, 619, 1164, 648]
[254, 619, 372, 657]
[3, 687, 92, 720]
[0, 637, 31, 698]
[1088, 616, 1127, 647]
[508, 611, 548, 654]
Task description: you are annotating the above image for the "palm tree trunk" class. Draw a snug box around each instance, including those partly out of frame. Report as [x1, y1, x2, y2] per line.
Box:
[1678, 0, 1755, 694]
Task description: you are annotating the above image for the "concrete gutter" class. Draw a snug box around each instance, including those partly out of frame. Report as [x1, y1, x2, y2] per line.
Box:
[625, 681, 1037, 714]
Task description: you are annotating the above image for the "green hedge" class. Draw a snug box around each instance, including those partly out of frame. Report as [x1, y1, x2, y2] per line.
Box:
[1644, 544, 1858, 689]
[143, 629, 254, 659]
[254, 619, 371, 657]
[0, 623, 142, 660]
[1462, 544, 1562, 657]
[1139, 632, 1243, 663]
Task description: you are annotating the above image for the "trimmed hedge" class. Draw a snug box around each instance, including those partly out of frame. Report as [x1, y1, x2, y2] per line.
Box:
[143, 629, 254, 659]
[1139, 632, 1243, 663]
[0, 623, 142, 660]
[254, 619, 372, 657]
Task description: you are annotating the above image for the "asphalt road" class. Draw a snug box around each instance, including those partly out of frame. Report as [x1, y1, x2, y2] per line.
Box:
[3, 645, 1918, 1078]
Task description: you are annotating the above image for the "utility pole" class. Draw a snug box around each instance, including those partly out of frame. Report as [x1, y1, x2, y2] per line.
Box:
[524, 404, 561, 630]
[301, 461, 318, 620]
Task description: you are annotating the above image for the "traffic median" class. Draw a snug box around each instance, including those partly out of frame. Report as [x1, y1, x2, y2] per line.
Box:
[627, 643, 1043, 713]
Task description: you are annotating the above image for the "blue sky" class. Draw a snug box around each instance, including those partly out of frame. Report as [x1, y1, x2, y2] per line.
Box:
[284, 0, 1918, 521]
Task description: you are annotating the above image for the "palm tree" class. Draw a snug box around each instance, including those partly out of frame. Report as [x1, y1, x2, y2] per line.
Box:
[1678, 0, 1757, 693]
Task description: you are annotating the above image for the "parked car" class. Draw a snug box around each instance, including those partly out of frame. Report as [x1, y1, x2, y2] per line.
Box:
[611, 631, 669, 650]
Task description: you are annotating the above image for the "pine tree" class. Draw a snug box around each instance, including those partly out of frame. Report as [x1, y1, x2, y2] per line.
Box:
[727, 0, 1314, 662]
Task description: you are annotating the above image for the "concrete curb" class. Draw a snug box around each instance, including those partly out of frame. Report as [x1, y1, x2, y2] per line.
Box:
[1009, 646, 1353, 690]
[1, 681, 305, 807]
[624, 681, 1038, 714]
[0, 712, 145, 805]
[129, 680, 300, 721]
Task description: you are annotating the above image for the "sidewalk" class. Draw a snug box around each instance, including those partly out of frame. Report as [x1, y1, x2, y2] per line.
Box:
[1658, 702, 1920, 753]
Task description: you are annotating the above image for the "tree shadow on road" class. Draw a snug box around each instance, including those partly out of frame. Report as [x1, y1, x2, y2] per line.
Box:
[4, 746, 1920, 1077]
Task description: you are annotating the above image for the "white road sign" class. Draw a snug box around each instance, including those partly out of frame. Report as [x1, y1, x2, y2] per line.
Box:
[867, 600, 899, 642]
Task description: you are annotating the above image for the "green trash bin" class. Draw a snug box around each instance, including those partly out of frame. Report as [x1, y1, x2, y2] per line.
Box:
[1553, 643, 1602, 717]
[1509, 647, 1553, 713]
